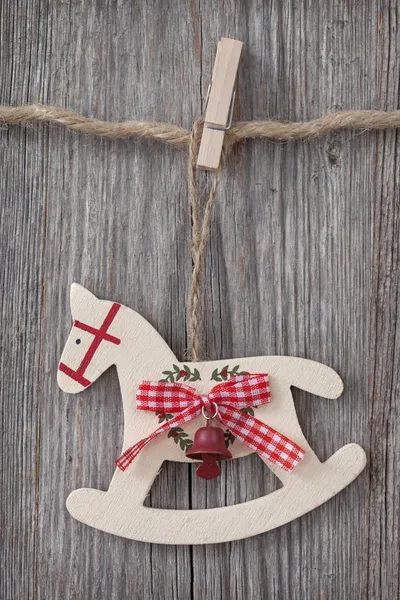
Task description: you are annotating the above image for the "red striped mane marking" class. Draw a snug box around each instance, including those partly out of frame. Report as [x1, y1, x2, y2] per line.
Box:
[59, 303, 121, 387]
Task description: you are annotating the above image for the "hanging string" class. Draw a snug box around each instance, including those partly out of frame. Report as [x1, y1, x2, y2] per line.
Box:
[2, 103, 400, 359]
[187, 121, 232, 361]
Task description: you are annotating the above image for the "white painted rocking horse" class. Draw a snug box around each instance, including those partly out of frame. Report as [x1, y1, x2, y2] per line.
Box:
[58, 283, 366, 544]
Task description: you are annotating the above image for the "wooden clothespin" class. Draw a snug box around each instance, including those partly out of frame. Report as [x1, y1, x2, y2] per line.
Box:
[197, 38, 243, 171]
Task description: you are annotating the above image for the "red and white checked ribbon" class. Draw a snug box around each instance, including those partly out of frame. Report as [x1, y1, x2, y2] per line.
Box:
[115, 374, 305, 472]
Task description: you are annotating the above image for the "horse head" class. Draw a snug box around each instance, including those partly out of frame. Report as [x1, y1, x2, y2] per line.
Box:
[58, 283, 123, 393]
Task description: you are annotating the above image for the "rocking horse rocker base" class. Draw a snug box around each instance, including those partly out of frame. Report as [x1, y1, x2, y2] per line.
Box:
[58, 284, 366, 545]
[66, 442, 365, 545]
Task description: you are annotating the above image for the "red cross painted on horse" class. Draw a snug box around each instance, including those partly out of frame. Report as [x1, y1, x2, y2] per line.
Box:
[59, 302, 121, 387]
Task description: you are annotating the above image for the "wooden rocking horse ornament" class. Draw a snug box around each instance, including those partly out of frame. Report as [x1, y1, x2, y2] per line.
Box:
[58, 284, 366, 545]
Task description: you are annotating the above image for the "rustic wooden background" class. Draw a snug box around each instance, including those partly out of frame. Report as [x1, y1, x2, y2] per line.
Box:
[1, 1, 399, 598]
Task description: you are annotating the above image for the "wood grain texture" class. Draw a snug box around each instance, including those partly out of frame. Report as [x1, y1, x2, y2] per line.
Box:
[0, 0, 398, 598]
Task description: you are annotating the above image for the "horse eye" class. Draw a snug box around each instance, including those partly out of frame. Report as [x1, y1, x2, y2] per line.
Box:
[76, 339, 81, 345]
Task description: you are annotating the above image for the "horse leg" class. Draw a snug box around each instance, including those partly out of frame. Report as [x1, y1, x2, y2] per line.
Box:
[66, 446, 165, 532]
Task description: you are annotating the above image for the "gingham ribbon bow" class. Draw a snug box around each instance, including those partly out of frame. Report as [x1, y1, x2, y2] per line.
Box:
[115, 374, 305, 472]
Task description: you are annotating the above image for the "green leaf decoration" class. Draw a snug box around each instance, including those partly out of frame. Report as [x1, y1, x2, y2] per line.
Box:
[163, 371, 175, 382]
[211, 368, 221, 381]
[161, 364, 201, 383]
[224, 430, 236, 447]
[156, 411, 175, 422]
[160, 373, 174, 382]
[179, 437, 193, 451]
[210, 364, 251, 381]
[191, 368, 201, 381]
[160, 370, 175, 382]
[240, 406, 255, 417]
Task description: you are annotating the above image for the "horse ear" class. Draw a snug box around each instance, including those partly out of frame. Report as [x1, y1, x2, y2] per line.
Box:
[70, 283, 99, 318]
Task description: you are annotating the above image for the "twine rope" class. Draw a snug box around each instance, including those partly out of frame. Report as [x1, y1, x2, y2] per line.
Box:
[2, 103, 400, 359]
[2, 105, 400, 143]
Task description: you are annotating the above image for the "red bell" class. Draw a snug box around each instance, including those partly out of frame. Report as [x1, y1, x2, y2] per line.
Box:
[186, 421, 232, 480]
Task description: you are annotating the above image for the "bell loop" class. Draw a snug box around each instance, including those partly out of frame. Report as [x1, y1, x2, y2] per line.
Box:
[201, 400, 219, 420]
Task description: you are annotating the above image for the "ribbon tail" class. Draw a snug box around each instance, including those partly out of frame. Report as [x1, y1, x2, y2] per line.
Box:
[115, 404, 201, 471]
[218, 407, 305, 472]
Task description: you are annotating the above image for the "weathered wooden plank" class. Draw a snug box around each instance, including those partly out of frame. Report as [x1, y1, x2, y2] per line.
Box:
[363, 8, 400, 599]
[196, 2, 396, 599]
[36, 0, 198, 598]
[0, 2, 51, 599]
[0, 0, 399, 599]
[0, 126, 46, 600]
